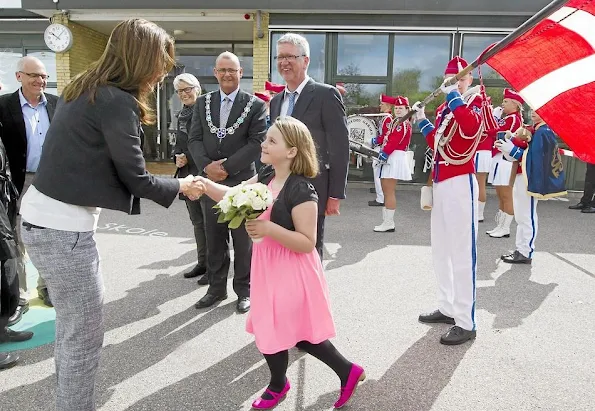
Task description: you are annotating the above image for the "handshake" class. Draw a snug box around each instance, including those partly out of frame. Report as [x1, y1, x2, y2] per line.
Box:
[178, 175, 207, 201]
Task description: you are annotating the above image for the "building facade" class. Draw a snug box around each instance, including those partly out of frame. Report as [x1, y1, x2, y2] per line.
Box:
[0, 0, 587, 188]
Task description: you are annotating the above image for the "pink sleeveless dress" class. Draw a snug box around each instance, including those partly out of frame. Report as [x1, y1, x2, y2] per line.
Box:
[246, 181, 336, 354]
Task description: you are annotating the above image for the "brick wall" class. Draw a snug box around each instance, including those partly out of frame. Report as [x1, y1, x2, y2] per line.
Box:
[52, 13, 108, 93]
[252, 12, 270, 92]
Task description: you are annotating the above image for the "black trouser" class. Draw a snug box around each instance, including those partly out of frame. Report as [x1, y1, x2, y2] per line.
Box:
[184, 198, 207, 267]
[263, 340, 352, 391]
[580, 163, 595, 206]
[316, 214, 325, 261]
[0, 259, 18, 330]
[201, 195, 251, 298]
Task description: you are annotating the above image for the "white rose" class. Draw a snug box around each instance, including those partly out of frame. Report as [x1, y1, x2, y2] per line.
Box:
[251, 196, 267, 211]
[246, 189, 257, 199]
[233, 192, 250, 208]
[218, 197, 232, 214]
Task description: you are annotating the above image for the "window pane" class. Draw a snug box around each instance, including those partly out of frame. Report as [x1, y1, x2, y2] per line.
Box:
[26, 50, 57, 81]
[0, 49, 22, 95]
[393, 34, 452, 115]
[343, 83, 387, 181]
[462, 34, 506, 80]
[234, 44, 254, 77]
[337, 34, 388, 77]
[271, 33, 326, 84]
[343, 83, 386, 116]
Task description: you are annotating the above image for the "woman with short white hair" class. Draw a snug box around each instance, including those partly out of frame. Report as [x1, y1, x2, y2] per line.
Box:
[172, 73, 208, 282]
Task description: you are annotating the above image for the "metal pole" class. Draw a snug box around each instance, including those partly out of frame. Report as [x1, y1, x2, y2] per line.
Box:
[390, 0, 569, 129]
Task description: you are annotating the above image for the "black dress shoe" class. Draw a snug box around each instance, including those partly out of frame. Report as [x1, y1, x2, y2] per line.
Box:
[569, 202, 588, 210]
[368, 200, 384, 207]
[197, 274, 209, 286]
[501, 250, 532, 264]
[0, 327, 34, 343]
[0, 353, 19, 370]
[37, 288, 53, 307]
[236, 297, 250, 314]
[440, 326, 476, 345]
[184, 264, 207, 278]
[581, 206, 595, 213]
[194, 293, 227, 309]
[418, 310, 455, 325]
[7, 302, 29, 327]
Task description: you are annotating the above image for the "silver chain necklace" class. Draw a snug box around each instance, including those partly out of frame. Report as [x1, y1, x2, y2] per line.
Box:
[205, 92, 256, 140]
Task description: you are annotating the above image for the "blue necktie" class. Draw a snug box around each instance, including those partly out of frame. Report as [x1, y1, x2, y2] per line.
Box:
[286, 91, 297, 116]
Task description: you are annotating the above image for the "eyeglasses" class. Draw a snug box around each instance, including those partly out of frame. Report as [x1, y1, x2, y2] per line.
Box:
[274, 55, 306, 62]
[19, 71, 49, 80]
[176, 86, 196, 95]
[215, 68, 240, 74]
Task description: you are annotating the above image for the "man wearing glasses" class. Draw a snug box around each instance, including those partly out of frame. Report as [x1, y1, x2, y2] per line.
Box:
[270, 33, 350, 260]
[0, 56, 58, 317]
[188, 51, 267, 312]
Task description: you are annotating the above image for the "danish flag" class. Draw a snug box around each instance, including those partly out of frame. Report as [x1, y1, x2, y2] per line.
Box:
[486, 0, 595, 163]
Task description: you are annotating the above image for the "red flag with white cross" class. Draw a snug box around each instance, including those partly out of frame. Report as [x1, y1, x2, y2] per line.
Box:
[486, 0, 595, 163]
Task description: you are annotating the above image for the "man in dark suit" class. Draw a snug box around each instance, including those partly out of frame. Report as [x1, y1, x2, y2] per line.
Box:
[270, 33, 350, 259]
[188, 52, 267, 312]
[0, 56, 58, 313]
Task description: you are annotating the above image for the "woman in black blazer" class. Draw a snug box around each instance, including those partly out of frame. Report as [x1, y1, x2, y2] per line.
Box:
[18, 19, 203, 411]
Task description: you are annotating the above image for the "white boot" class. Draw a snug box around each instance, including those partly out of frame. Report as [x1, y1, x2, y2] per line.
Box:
[486, 210, 503, 234]
[374, 208, 395, 232]
[489, 212, 514, 238]
[478, 201, 486, 222]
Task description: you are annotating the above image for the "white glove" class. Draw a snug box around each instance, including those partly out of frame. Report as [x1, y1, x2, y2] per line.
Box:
[411, 101, 426, 122]
[494, 137, 515, 157]
[493, 106, 503, 119]
[440, 77, 458, 94]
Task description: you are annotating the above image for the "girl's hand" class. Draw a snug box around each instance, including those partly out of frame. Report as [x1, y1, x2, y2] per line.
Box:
[245, 219, 270, 240]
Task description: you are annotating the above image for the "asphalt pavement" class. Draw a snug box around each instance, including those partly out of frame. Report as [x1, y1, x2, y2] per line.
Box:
[0, 184, 593, 411]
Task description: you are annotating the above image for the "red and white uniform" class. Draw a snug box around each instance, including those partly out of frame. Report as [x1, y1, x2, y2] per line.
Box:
[488, 112, 523, 185]
[377, 119, 413, 181]
[475, 123, 495, 174]
[372, 115, 392, 203]
[417, 76, 483, 332]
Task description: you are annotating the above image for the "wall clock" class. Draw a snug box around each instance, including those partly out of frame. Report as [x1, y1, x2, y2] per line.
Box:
[44, 23, 73, 53]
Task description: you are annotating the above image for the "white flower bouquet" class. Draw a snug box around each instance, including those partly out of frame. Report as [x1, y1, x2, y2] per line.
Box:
[214, 182, 274, 233]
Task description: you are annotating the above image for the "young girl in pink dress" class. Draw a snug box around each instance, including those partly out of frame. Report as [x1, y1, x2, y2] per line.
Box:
[197, 117, 364, 409]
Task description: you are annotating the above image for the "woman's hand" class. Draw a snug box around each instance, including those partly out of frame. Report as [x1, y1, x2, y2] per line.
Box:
[245, 219, 271, 240]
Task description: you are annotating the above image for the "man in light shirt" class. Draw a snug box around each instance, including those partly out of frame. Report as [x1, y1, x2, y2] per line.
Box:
[0, 56, 58, 314]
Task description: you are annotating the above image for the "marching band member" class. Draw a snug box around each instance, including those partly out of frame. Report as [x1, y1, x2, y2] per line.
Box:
[474, 101, 496, 222]
[371, 96, 412, 232]
[369, 95, 394, 207]
[412, 56, 483, 345]
[486, 89, 524, 238]
[495, 111, 566, 264]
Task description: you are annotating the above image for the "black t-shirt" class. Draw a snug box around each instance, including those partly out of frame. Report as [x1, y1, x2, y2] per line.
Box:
[257, 165, 318, 231]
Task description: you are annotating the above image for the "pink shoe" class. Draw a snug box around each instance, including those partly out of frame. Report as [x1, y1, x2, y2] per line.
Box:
[334, 364, 365, 409]
[252, 380, 291, 410]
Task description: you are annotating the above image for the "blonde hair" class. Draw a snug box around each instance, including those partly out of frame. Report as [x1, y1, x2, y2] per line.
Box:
[273, 117, 319, 178]
[62, 19, 175, 125]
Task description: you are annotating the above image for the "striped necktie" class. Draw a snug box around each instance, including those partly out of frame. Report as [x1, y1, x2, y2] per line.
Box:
[286, 91, 297, 116]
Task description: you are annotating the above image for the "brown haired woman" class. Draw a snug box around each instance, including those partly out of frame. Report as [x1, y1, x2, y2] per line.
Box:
[19, 19, 204, 411]
[197, 117, 364, 410]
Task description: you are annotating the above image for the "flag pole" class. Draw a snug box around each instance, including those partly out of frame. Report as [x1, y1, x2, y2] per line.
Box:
[390, 0, 568, 128]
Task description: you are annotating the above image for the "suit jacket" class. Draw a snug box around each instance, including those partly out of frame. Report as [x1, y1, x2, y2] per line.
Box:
[188, 89, 267, 186]
[0, 90, 58, 195]
[270, 79, 349, 213]
[32, 85, 179, 215]
[173, 105, 199, 178]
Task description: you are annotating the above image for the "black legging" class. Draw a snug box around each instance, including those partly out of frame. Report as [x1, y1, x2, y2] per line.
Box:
[263, 340, 352, 393]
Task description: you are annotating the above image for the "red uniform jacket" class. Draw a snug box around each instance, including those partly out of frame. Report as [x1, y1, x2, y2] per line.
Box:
[419, 91, 483, 182]
[377, 119, 412, 155]
[492, 112, 523, 156]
